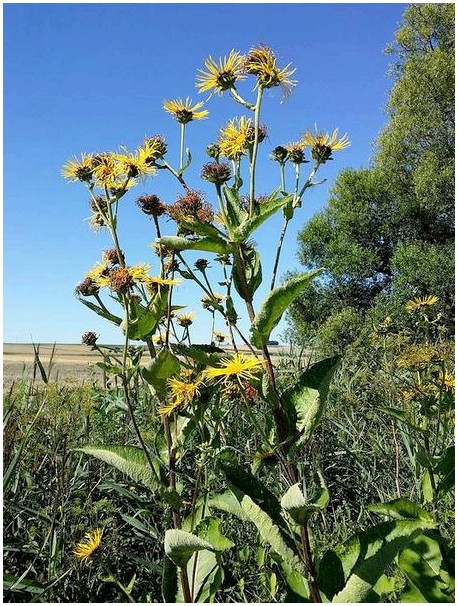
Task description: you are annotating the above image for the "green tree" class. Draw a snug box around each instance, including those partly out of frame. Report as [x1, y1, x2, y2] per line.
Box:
[287, 3, 454, 347]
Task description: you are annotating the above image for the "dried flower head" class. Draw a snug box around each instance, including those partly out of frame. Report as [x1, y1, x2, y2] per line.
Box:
[136, 194, 166, 217]
[75, 277, 99, 297]
[163, 97, 208, 124]
[81, 331, 98, 347]
[105, 267, 134, 293]
[196, 50, 245, 96]
[301, 128, 350, 163]
[271, 146, 289, 163]
[103, 248, 124, 266]
[194, 258, 210, 271]
[168, 190, 214, 225]
[243, 45, 296, 98]
[201, 161, 232, 185]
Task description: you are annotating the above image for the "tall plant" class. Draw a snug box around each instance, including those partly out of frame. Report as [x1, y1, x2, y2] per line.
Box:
[62, 44, 448, 602]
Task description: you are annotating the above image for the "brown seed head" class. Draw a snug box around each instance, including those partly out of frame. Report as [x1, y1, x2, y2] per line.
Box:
[81, 331, 98, 346]
[103, 249, 124, 266]
[201, 162, 232, 185]
[75, 278, 99, 297]
[137, 194, 166, 217]
[107, 267, 133, 293]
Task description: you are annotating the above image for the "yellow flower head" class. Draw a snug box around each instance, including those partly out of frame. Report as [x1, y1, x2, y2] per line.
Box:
[443, 371, 455, 390]
[201, 292, 226, 310]
[218, 116, 255, 160]
[196, 50, 245, 96]
[285, 142, 307, 165]
[140, 135, 168, 162]
[62, 153, 94, 183]
[204, 353, 265, 386]
[152, 332, 167, 346]
[91, 153, 124, 188]
[243, 45, 296, 98]
[73, 528, 103, 560]
[163, 97, 209, 124]
[114, 147, 157, 180]
[129, 263, 153, 282]
[159, 373, 201, 415]
[213, 331, 228, 343]
[177, 312, 196, 327]
[301, 128, 350, 163]
[405, 295, 440, 313]
[85, 260, 110, 282]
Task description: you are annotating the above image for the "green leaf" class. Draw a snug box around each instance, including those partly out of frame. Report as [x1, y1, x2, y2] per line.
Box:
[398, 531, 455, 602]
[434, 446, 455, 498]
[330, 518, 436, 602]
[142, 349, 181, 399]
[281, 480, 329, 525]
[178, 218, 226, 240]
[368, 498, 434, 522]
[158, 235, 231, 254]
[378, 407, 424, 432]
[232, 245, 262, 299]
[223, 184, 249, 230]
[164, 529, 215, 568]
[250, 270, 323, 349]
[77, 297, 122, 326]
[162, 554, 179, 603]
[233, 190, 294, 242]
[281, 356, 341, 447]
[74, 445, 162, 492]
[123, 290, 168, 341]
[171, 343, 225, 367]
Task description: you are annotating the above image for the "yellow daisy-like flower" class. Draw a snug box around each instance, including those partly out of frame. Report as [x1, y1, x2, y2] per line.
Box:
[201, 292, 226, 310]
[196, 50, 245, 96]
[62, 153, 94, 183]
[243, 45, 296, 98]
[145, 275, 181, 287]
[405, 295, 440, 313]
[442, 371, 455, 390]
[177, 312, 196, 327]
[218, 116, 254, 160]
[114, 147, 157, 180]
[204, 353, 265, 386]
[301, 128, 350, 163]
[152, 332, 167, 346]
[129, 263, 153, 282]
[91, 153, 124, 188]
[163, 97, 209, 124]
[73, 528, 103, 561]
[85, 260, 110, 282]
[159, 373, 201, 416]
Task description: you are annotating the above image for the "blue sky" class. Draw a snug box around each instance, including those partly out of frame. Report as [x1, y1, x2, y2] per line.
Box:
[4, 2, 407, 345]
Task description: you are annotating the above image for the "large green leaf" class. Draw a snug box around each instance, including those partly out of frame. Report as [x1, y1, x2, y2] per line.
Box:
[281, 480, 329, 525]
[223, 184, 249, 231]
[142, 348, 181, 399]
[171, 343, 225, 368]
[232, 245, 262, 299]
[320, 517, 436, 603]
[281, 356, 341, 447]
[121, 290, 169, 341]
[74, 445, 162, 492]
[164, 529, 215, 568]
[250, 270, 323, 349]
[158, 235, 231, 254]
[77, 297, 122, 326]
[398, 531, 455, 602]
[232, 190, 294, 242]
[368, 498, 434, 522]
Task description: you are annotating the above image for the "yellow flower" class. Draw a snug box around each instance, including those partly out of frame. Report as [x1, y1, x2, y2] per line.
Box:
[145, 275, 181, 287]
[129, 263, 153, 282]
[201, 292, 226, 310]
[73, 528, 103, 560]
[196, 50, 245, 96]
[163, 97, 209, 124]
[301, 128, 350, 163]
[443, 371, 455, 390]
[213, 331, 228, 343]
[396, 345, 437, 368]
[205, 353, 264, 386]
[91, 153, 124, 188]
[243, 45, 296, 97]
[85, 260, 110, 282]
[62, 153, 94, 183]
[152, 332, 166, 345]
[159, 373, 201, 415]
[405, 295, 440, 312]
[218, 116, 254, 160]
[114, 147, 157, 180]
[177, 312, 196, 327]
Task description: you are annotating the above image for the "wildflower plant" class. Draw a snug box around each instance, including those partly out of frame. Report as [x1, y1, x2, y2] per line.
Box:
[62, 44, 448, 603]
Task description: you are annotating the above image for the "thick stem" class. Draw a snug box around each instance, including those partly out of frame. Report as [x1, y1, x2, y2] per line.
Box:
[179, 123, 185, 171]
[270, 216, 290, 291]
[249, 87, 264, 216]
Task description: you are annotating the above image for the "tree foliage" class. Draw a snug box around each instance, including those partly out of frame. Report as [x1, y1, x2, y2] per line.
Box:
[288, 3, 454, 347]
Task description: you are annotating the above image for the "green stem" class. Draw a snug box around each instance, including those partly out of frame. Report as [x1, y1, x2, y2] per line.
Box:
[180, 123, 186, 171]
[229, 87, 256, 110]
[249, 87, 264, 216]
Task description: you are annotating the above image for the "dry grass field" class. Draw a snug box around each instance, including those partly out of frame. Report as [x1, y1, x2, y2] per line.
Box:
[3, 342, 294, 387]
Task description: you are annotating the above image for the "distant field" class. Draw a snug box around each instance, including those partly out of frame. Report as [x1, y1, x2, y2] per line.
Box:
[3, 342, 293, 386]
